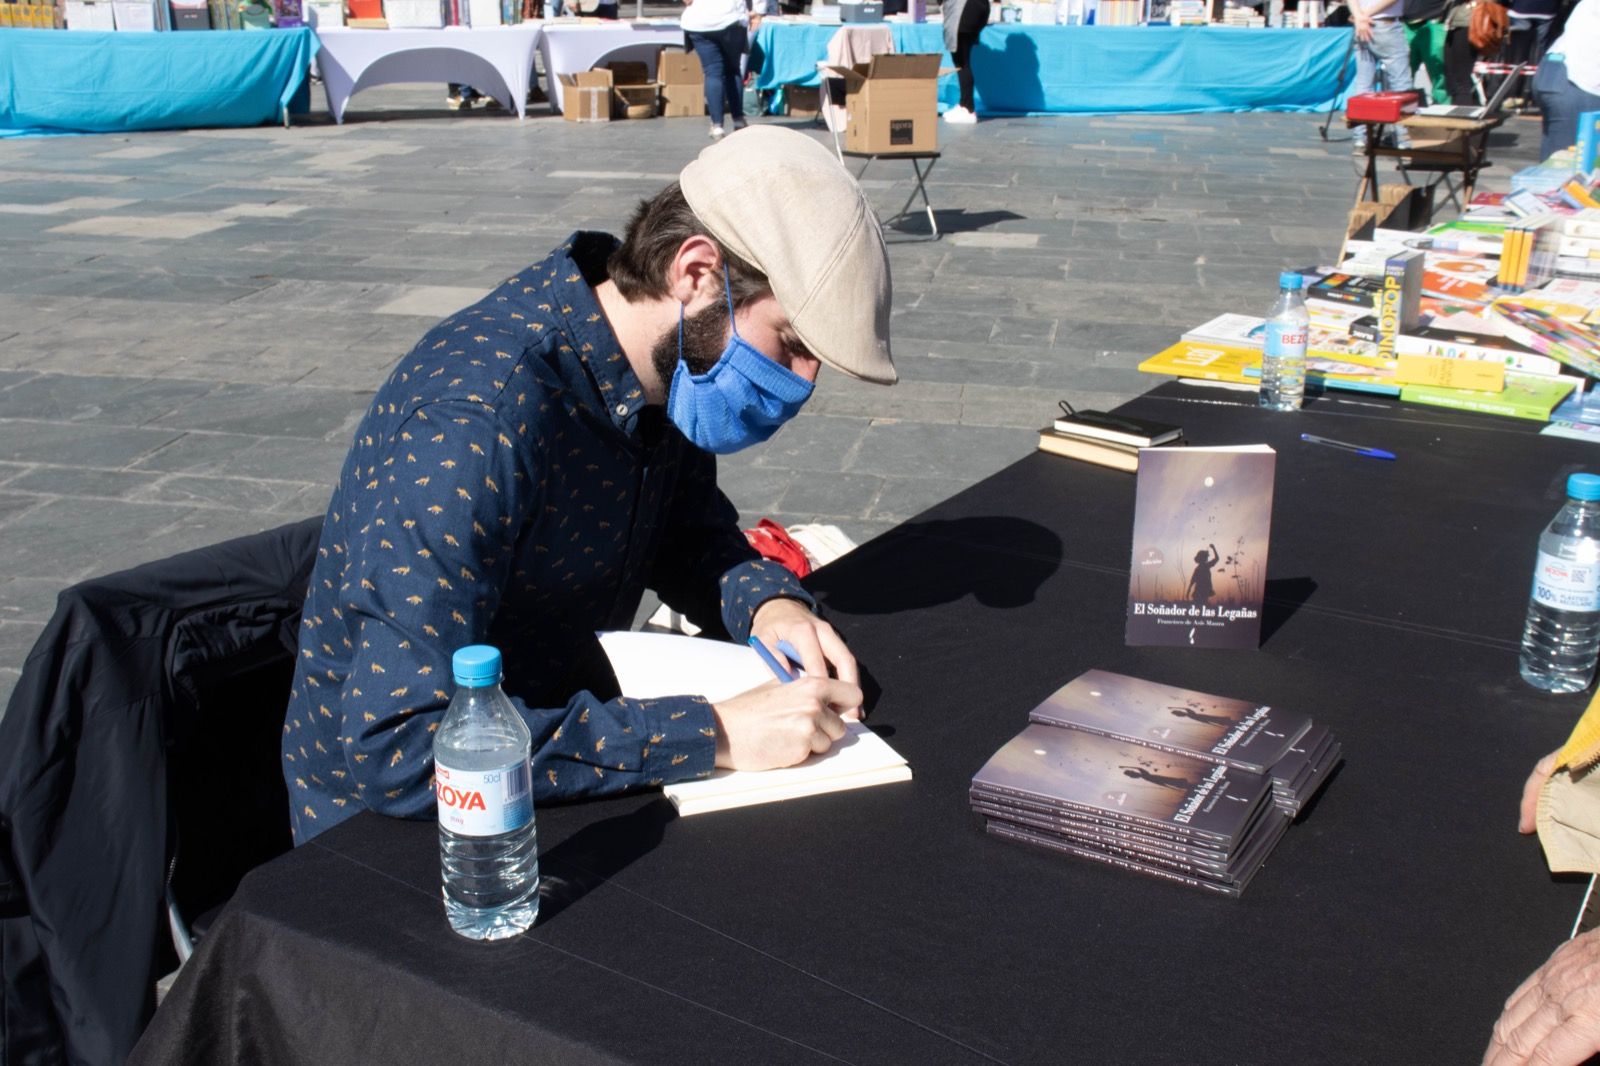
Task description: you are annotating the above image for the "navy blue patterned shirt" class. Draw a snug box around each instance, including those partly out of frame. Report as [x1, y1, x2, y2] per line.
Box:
[283, 232, 815, 843]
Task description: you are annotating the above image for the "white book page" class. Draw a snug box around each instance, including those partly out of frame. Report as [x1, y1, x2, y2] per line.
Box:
[596, 631, 910, 813]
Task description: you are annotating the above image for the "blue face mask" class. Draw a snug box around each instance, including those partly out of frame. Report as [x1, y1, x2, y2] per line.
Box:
[665, 272, 815, 455]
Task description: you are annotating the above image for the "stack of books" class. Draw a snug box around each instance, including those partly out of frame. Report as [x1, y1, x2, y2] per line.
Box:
[972, 670, 1342, 897]
[1036, 407, 1182, 473]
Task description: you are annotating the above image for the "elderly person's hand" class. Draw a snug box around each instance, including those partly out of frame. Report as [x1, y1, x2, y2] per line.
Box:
[1485, 928, 1600, 1066]
[1521, 750, 1562, 834]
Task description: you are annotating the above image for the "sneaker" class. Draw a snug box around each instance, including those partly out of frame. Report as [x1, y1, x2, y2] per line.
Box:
[446, 93, 470, 111]
[731, 117, 748, 131]
[481, 96, 504, 111]
[709, 124, 726, 139]
[1350, 137, 1367, 153]
[943, 105, 977, 125]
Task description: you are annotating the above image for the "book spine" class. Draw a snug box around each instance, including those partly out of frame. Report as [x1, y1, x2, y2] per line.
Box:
[1400, 388, 1550, 421]
[985, 822, 1242, 897]
[973, 798, 1235, 866]
[981, 806, 1240, 880]
[972, 779, 1233, 846]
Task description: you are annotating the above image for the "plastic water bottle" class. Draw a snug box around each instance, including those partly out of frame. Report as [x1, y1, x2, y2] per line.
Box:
[1520, 474, 1600, 693]
[1259, 271, 1308, 412]
[435, 645, 539, 940]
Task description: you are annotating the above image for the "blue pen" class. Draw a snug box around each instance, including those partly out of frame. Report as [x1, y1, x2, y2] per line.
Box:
[1300, 433, 1396, 461]
[748, 636, 796, 683]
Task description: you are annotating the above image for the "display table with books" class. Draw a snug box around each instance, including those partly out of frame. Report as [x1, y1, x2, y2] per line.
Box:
[0, 26, 318, 136]
[314, 24, 544, 122]
[750, 20, 1355, 115]
[134, 381, 1592, 1064]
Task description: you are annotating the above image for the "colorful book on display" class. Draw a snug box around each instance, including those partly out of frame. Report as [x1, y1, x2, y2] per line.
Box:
[1137, 340, 1258, 384]
[1577, 111, 1599, 175]
[1395, 320, 1563, 377]
[1125, 445, 1275, 650]
[1376, 250, 1424, 358]
[1399, 372, 1577, 421]
[1488, 302, 1600, 378]
[596, 631, 910, 816]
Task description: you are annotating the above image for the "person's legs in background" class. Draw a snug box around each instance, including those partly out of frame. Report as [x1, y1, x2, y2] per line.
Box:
[947, 0, 988, 122]
[447, 83, 478, 110]
[688, 30, 728, 135]
[1534, 56, 1600, 159]
[1405, 19, 1449, 103]
[715, 22, 748, 128]
[1370, 19, 1417, 147]
[1350, 37, 1379, 149]
[1443, 25, 1477, 105]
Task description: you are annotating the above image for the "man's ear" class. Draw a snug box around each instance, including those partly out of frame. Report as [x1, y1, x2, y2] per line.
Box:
[668, 235, 725, 306]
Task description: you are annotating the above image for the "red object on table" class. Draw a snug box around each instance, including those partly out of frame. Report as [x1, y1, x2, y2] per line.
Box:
[1346, 91, 1421, 123]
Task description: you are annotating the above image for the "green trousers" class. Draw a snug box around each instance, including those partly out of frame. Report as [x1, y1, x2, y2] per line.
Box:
[1405, 21, 1450, 104]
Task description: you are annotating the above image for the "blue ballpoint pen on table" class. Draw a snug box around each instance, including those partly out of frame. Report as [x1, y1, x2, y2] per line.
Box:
[748, 636, 800, 682]
[1300, 433, 1396, 461]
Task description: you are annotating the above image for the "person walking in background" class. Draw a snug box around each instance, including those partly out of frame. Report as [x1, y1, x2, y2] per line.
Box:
[1442, 0, 1481, 104]
[683, 0, 750, 138]
[1532, 0, 1598, 158]
[942, 0, 987, 124]
[1505, 0, 1563, 103]
[1350, 0, 1417, 150]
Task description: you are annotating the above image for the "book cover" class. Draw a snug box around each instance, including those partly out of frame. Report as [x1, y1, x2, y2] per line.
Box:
[1137, 340, 1258, 384]
[1577, 110, 1599, 174]
[1400, 371, 1577, 421]
[1125, 446, 1276, 650]
[1051, 409, 1182, 447]
[1308, 271, 1382, 310]
[970, 723, 1272, 846]
[1422, 258, 1497, 305]
[1025, 669, 1313, 775]
[1182, 313, 1265, 349]
[1488, 302, 1600, 378]
[1395, 322, 1561, 378]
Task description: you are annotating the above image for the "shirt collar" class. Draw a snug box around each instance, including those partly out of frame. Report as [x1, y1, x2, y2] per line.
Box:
[540, 231, 649, 435]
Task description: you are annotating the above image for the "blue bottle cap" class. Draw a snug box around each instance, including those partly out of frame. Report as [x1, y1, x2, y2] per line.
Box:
[452, 645, 502, 687]
[1278, 271, 1302, 290]
[1569, 473, 1600, 501]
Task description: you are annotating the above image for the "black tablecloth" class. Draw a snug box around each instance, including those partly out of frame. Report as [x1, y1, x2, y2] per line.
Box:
[135, 383, 1600, 1065]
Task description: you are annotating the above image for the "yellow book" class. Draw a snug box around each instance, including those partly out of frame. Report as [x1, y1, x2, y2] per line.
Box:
[1137, 340, 1259, 384]
[1393, 353, 1506, 392]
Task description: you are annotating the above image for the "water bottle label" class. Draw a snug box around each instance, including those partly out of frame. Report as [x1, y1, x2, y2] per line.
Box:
[1531, 550, 1600, 612]
[435, 759, 533, 837]
[1263, 322, 1307, 357]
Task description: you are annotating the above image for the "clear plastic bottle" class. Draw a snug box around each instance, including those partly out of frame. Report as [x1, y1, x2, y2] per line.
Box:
[1258, 271, 1309, 412]
[1520, 474, 1600, 693]
[435, 645, 539, 940]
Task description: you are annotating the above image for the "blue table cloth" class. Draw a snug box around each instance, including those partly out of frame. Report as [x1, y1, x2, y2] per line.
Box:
[749, 22, 1355, 115]
[0, 28, 319, 137]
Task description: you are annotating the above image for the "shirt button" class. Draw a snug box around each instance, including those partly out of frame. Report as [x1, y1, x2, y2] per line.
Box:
[614, 403, 629, 416]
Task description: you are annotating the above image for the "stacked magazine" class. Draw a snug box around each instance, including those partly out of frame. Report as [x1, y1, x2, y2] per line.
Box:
[971, 670, 1341, 897]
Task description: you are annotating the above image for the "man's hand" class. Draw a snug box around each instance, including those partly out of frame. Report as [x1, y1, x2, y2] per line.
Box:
[711, 676, 863, 770]
[1353, 11, 1373, 41]
[1485, 929, 1600, 1066]
[1522, 750, 1562, 834]
[750, 597, 863, 719]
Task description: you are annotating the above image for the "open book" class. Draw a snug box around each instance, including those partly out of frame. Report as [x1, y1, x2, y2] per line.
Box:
[597, 631, 911, 816]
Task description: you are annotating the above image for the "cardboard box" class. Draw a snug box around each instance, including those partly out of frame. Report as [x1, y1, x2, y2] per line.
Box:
[614, 83, 658, 119]
[825, 53, 942, 155]
[657, 47, 702, 85]
[786, 84, 821, 118]
[659, 81, 705, 118]
[559, 70, 613, 121]
[604, 60, 650, 85]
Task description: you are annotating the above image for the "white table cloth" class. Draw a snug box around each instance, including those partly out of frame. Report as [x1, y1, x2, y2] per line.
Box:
[315, 25, 544, 122]
[538, 21, 684, 113]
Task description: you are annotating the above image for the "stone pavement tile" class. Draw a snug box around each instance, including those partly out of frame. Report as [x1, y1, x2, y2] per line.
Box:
[778, 473, 884, 521]
[896, 353, 1036, 389]
[46, 215, 236, 240]
[712, 459, 793, 516]
[0, 374, 221, 426]
[888, 309, 996, 344]
[0, 197, 140, 216]
[989, 317, 1057, 347]
[847, 421, 1033, 482]
[0, 578, 68, 623]
[146, 383, 368, 440]
[747, 414, 869, 473]
[87, 508, 296, 581]
[229, 279, 412, 313]
[129, 431, 349, 484]
[0, 497, 194, 581]
[373, 285, 495, 317]
[93, 271, 279, 305]
[138, 473, 324, 513]
[0, 462, 31, 486]
[867, 475, 976, 523]
[5, 467, 164, 500]
[0, 421, 182, 467]
[0, 491, 47, 527]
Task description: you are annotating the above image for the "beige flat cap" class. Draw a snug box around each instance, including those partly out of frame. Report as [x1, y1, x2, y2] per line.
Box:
[679, 126, 897, 385]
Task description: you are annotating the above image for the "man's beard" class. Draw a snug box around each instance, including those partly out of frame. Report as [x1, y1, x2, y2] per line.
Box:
[650, 300, 731, 389]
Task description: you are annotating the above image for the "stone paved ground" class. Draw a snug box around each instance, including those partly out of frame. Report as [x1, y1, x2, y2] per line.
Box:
[0, 89, 1545, 706]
